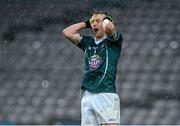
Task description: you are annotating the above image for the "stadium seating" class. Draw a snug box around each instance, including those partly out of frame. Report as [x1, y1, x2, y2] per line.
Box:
[0, 0, 179, 125]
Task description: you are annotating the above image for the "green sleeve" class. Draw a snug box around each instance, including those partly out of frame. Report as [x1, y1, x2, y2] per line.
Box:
[106, 31, 123, 46]
[77, 35, 93, 51]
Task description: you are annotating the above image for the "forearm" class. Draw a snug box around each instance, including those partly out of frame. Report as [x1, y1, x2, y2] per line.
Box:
[63, 22, 86, 35]
[62, 22, 86, 44]
[103, 19, 121, 42]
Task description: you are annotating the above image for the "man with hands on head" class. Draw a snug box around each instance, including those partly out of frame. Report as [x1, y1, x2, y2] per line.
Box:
[62, 10, 123, 126]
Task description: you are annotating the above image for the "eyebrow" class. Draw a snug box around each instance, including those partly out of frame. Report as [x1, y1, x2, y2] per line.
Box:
[91, 18, 102, 22]
[90, 19, 102, 24]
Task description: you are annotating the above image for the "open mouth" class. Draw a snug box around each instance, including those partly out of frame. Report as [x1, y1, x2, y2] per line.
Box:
[93, 28, 98, 33]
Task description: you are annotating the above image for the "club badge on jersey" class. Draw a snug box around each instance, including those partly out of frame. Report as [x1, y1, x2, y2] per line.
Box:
[88, 54, 102, 71]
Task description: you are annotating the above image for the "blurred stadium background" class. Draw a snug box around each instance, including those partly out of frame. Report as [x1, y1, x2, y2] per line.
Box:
[0, 0, 179, 125]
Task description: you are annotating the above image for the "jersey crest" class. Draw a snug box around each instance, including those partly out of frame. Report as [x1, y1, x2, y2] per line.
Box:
[88, 54, 102, 71]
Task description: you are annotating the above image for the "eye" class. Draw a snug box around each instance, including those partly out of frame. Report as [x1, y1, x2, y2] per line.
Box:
[96, 19, 101, 23]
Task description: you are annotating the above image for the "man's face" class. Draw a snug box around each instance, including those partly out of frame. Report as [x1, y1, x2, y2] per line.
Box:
[90, 14, 106, 39]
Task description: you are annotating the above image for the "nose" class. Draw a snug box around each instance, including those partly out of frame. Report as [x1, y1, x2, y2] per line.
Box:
[92, 22, 97, 27]
[93, 24, 96, 27]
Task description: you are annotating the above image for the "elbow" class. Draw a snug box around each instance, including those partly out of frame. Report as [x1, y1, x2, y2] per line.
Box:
[62, 29, 69, 38]
[104, 24, 115, 36]
[103, 20, 115, 35]
[104, 26, 113, 33]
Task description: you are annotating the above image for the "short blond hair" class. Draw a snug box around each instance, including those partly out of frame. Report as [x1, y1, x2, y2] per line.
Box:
[90, 10, 109, 18]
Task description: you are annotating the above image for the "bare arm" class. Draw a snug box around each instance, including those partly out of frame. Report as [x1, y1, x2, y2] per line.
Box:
[102, 19, 116, 36]
[102, 18, 122, 44]
[62, 22, 86, 45]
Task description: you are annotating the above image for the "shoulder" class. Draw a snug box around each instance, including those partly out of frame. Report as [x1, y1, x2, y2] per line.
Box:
[81, 35, 94, 42]
[77, 35, 94, 50]
[106, 31, 123, 47]
[106, 31, 123, 41]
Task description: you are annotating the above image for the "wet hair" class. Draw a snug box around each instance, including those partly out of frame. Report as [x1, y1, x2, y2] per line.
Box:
[89, 10, 114, 23]
[90, 10, 109, 17]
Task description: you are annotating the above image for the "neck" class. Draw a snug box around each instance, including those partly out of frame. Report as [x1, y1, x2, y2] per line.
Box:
[95, 34, 106, 41]
[94, 35, 106, 44]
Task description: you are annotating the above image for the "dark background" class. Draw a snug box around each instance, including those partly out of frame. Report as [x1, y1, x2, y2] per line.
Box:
[0, 0, 179, 125]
